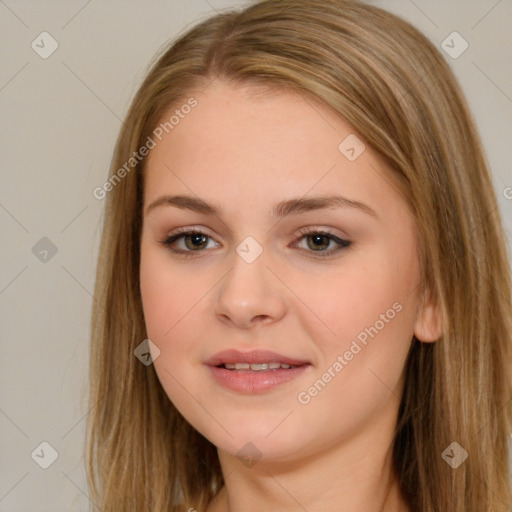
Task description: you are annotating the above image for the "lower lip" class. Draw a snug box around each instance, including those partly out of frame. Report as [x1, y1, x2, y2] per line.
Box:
[206, 364, 311, 393]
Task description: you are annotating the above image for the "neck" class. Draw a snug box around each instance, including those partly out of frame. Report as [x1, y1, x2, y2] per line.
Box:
[207, 415, 410, 512]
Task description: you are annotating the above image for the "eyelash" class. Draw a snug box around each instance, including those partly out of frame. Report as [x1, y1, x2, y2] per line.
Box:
[158, 227, 352, 260]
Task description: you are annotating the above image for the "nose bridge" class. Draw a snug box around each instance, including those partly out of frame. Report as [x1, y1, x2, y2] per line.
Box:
[223, 235, 269, 299]
[214, 234, 285, 326]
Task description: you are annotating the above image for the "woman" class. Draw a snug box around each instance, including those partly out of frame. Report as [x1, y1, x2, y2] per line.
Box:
[86, 0, 512, 510]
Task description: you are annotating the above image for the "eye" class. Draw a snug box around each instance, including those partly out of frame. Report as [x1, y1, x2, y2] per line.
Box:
[292, 227, 352, 258]
[159, 228, 219, 258]
[158, 227, 352, 259]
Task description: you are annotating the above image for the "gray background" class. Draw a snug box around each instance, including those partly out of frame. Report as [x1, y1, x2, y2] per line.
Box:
[0, 1, 511, 510]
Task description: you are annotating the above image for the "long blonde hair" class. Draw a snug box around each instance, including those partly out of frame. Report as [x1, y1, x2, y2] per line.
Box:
[86, 1, 512, 510]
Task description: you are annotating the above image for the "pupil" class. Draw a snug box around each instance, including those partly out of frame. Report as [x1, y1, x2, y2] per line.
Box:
[309, 234, 328, 250]
[187, 233, 207, 249]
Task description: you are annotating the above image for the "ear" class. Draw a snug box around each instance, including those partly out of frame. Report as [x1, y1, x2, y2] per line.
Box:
[414, 288, 443, 343]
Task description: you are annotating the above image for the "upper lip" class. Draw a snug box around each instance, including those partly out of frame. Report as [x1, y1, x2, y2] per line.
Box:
[205, 349, 310, 367]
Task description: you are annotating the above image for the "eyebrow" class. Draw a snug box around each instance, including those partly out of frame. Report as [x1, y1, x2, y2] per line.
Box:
[145, 194, 378, 219]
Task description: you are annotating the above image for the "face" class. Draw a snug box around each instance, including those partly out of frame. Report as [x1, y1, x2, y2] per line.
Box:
[139, 80, 434, 464]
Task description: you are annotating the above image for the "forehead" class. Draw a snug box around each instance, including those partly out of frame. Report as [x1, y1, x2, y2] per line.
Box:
[143, 80, 406, 221]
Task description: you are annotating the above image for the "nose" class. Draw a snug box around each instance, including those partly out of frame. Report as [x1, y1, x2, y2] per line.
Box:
[213, 245, 287, 329]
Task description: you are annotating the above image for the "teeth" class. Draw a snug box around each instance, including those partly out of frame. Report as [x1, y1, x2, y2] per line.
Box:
[223, 362, 296, 371]
[249, 363, 268, 371]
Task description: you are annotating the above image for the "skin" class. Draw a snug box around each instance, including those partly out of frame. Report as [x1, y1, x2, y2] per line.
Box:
[139, 80, 443, 512]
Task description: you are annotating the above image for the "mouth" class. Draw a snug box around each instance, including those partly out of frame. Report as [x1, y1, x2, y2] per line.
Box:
[205, 348, 310, 368]
[216, 362, 302, 372]
[205, 348, 312, 393]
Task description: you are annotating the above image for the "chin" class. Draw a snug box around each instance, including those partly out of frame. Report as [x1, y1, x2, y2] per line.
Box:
[199, 421, 310, 465]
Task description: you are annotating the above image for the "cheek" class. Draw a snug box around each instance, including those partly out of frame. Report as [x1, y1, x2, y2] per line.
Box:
[308, 259, 414, 346]
[139, 257, 194, 415]
[139, 243, 199, 342]
[289, 275, 415, 454]
[139, 242, 215, 394]
[301, 252, 417, 399]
